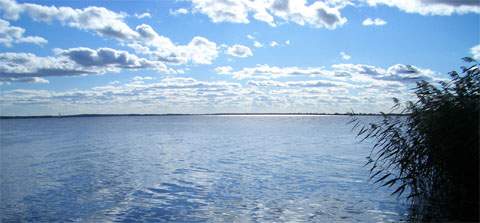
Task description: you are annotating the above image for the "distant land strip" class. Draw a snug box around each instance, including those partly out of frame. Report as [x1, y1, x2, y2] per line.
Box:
[0, 113, 408, 119]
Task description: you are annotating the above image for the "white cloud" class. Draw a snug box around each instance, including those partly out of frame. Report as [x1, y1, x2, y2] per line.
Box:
[270, 41, 278, 47]
[131, 25, 218, 65]
[0, 48, 172, 83]
[0, 19, 47, 46]
[134, 12, 151, 19]
[247, 79, 348, 88]
[246, 34, 264, 48]
[362, 17, 387, 26]
[285, 40, 290, 45]
[27, 77, 49, 83]
[215, 66, 233, 74]
[183, 36, 219, 64]
[365, 0, 480, 16]
[0, 52, 95, 82]
[226, 44, 253, 58]
[132, 76, 153, 81]
[0, 77, 253, 114]
[191, 0, 255, 24]
[149, 77, 241, 89]
[3, 59, 442, 114]
[340, 51, 351, 60]
[0, 0, 139, 40]
[57, 47, 164, 69]
[216, 63, 440, 85]
[270, 0, 348, 29]
[130, 24, 219, 65]
[253, 41, 263, 48]
[332, 63, 440, 83]
[0, 73, 409, 115]
[169, 8, 189, 16]
[0, 57, 441, 114]
[0, 76, 49, 84]
[0, 0, 22, 20]
[470, 44, 480, 60]
[0, 0, 220, 67]
[214, 66, 233, 74]
[189, 0, 348, 29]
[217, 64, 332, 79]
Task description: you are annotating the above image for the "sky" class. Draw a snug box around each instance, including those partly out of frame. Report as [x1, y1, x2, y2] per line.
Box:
[0, 0, 479, 115]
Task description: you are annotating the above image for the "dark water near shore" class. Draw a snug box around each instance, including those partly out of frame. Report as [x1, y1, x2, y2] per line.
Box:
[1, 115, 407, 222]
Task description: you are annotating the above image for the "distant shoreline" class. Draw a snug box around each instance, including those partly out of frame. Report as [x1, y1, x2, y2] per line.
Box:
[0, 113, 408, 119]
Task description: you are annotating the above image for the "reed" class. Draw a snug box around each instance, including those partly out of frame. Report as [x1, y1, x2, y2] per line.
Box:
[350, 57, 479, 222]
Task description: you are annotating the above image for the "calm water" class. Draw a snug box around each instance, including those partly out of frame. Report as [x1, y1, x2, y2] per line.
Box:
[1, 116, 407, 222]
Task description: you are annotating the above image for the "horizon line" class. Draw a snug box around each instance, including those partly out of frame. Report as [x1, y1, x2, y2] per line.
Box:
[0, 112, 408, 119]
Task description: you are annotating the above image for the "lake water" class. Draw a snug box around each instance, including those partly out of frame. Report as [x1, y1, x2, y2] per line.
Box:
[0, 115, 407, 222]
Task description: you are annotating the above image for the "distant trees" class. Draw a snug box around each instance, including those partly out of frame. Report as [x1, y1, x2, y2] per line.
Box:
[350, 58, 479, 222]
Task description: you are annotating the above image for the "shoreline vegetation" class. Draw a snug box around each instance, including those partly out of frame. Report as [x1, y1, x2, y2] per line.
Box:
[350, 57, 479, 222]
[0, 113, 408, 119]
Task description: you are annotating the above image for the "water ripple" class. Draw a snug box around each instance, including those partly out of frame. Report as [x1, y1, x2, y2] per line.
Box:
[1, 116, 407, 222]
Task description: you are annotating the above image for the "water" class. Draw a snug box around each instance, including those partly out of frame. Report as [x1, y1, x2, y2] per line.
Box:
[1, 115, 407, 222]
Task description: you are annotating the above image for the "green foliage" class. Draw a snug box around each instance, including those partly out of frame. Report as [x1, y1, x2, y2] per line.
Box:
[350, 58, 479, 222]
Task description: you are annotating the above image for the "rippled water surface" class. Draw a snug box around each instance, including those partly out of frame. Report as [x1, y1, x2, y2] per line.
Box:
[1, 115, 407, 222]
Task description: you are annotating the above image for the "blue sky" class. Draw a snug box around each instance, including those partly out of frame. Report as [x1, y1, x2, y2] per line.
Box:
[0, 0, 479, 115]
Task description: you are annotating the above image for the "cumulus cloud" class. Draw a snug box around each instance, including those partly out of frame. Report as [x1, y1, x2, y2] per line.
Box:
[0, 76, 49, 84]
[216, 64, 332, 79]
[226, 44, 253, 58]
[270, 41, 278, 47]
[365, 0, 480, 15]
[186, 36, 219, 64]
[340, 51, 351, 60]
[132, 25, 219, 65]
[57, 47, 164, 69]
[362, 17, 387, 26]
[0, 19, 47, 46]
[190, 0, 256, 24]
[0, 77, 250, 114]
[134, 12, 151, 19]
[0, 48, 171, 83]
[169, 8, 189, 16]
[247, 79, 347, 88]
[384, 64, 438, 82]
[332, 63, 439, 83]
[0, 0, 139, 40]
[0, 0, 22, 20]
[189, 0, 348, 29]
[129, 30, 219, 65]
[1, 73, 405, 115]
[130, 24, 218, 65]
[470, 44, 480, 60]
[0, 0, 220, 66]
[2, 66, 433, 115]
[0, 52, 95, 80]
[270, 0, 348, 29]
[217, 63, 440, 85]
[149, 77, 241, 90]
